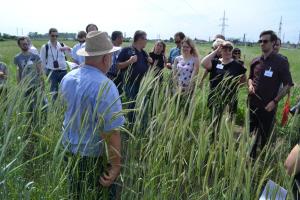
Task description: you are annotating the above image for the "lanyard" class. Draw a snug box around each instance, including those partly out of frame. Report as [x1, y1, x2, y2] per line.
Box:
[49, 45, 59, 61]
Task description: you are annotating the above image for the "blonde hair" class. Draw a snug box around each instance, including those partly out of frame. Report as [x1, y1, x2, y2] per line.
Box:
[182, 37, 199, 58]
[212, 38, 225, 49]
[221, 41, 234, 48]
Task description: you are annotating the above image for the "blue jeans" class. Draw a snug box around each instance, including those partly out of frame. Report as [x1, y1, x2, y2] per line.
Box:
[47, 69, 67, 100]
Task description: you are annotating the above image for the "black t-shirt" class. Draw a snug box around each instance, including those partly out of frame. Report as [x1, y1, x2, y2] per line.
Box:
[210, 59, 246, 90]
[117, 46, 149, 85]
[249, 53, 294, 107]
[149, 52, 165, 70]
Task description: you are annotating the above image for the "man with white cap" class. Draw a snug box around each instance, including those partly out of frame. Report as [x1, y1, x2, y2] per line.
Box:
[60, 31, 125, 199]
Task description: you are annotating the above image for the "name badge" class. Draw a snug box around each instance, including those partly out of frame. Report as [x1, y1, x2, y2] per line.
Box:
[264, 69, 273, 77]
[216, 64, 224, 69]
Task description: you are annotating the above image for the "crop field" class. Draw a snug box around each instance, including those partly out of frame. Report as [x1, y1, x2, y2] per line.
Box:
[0, 39, 300, 199]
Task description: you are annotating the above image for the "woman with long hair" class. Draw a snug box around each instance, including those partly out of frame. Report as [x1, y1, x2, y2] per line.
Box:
[149, 40, 166, 71]
[172, 37, 200, 93]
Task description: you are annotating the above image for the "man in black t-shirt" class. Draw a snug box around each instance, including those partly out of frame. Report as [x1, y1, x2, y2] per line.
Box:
[117, 30, 151, 123]
[248, 30, 294, 158]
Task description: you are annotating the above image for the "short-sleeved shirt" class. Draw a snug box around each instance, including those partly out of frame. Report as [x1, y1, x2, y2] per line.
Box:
[71, 42, 85, 65]
[117, 46, 149, 86]
[14, 52, 41, 83]
[60, 65, 125, 157]
[40, 41, 67, 70]
[168, 47, 181, 64]
[0, 62, 8, 85]
[210, 59, 246, 90]
[173, 55, 197, 90]
[249, 53, 294, 107]
[149, 52, 165, 70]
[107, 48, 122, 77]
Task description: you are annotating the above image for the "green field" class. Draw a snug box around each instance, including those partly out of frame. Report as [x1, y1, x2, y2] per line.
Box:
[0, 40, 300, 199]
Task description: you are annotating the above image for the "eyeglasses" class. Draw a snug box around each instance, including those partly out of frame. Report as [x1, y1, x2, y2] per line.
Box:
[258, 39, 270, 44]
[51, 35, 58, 38]
[141, 37, 147, 41]
[182, 45, 191, 49]
[233, 51, 241, 55]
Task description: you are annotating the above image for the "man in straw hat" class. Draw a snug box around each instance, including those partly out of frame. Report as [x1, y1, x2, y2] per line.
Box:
[60, 31, 125, 199]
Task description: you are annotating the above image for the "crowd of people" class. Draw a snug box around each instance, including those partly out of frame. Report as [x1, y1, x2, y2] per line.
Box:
[0, 24, 300, 199]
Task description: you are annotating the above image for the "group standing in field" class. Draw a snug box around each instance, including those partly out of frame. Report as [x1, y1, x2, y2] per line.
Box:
[1, 24, 300, 199]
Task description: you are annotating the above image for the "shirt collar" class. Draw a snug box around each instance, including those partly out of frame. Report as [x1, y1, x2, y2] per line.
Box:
[260, 52, 276, 61]
[82, 64, 106, 75]
[48, 40, 61, 48]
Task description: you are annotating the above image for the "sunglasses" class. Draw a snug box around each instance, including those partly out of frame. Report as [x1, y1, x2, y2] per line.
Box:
[233, 51, 241, 54]
[51, 35, 58, 38]
[175, 40, 181, 44]
[258, 39, 270, 44]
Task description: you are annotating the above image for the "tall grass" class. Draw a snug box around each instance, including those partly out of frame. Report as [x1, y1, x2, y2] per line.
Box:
[0, 40, 299, 199]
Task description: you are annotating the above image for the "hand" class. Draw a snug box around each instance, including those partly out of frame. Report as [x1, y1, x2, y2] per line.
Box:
[129, 55, 137, 64]
[60, 47, 71, 52]
[265, 101, 276, 112]
[100, 165, 120, 187]
[0, 71, 4, 78]
[248, 85, 255, 94]
[147, 57, 153, 63]
[214, 45, 222, 54]
[166, 63, 172, 69]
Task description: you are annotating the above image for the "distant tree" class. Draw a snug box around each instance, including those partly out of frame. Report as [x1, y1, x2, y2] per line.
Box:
[169, 37, 174, 42]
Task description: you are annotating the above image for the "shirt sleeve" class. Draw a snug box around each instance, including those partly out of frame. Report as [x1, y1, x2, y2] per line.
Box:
[279, 59, 294, 87]
[168, 48, 175, 63]
[40, 45, 46, 68]
[96, 81, 125, 132]
[249, 58, 259, 80]
[117, 48, 129, 63]
[71, 45, 77, 61]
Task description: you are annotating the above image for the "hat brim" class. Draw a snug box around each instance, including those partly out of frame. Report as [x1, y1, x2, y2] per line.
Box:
[77, 46, 121, 57]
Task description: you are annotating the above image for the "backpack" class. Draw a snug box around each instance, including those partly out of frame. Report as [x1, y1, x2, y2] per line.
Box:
[45, 42, 67, 64]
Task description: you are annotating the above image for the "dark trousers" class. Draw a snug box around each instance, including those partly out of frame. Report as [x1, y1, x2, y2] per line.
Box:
[124, 83, 140, 125]
[249, 103, 276, 158]
[47, 69, 67, 100]
[107, 72, 124, 95]
[64, 154, 116, 200]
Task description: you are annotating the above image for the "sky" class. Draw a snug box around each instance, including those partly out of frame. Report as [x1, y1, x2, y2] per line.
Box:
[1, 0, 300, 43]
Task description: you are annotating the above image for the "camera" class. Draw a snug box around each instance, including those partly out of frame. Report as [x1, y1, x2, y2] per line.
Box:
[53, 60, 59, 69]
[290, 100, 300, 115]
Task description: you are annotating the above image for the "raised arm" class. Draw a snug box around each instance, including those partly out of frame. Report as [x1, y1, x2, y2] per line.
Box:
[201, 46, 220, 71]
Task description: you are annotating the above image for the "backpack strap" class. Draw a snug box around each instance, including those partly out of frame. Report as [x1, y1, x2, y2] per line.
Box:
[45, 44, 49, 65]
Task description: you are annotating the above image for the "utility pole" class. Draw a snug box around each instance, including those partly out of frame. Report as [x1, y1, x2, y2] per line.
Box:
[278, 16, 282, 39]
[219, 10, 228, 37]
[243, 33, 246, 46]
[17, 28, 18, 36]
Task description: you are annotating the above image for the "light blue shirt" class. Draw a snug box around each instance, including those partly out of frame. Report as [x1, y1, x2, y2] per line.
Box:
[107, 48, 121, 77]
[60, 65, 125, 157]
[71, 42, 85, 65]
[168, 47, 181, 64]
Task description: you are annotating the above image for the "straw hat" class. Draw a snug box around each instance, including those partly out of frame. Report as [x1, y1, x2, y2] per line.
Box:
[77, 31, 121, 57]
